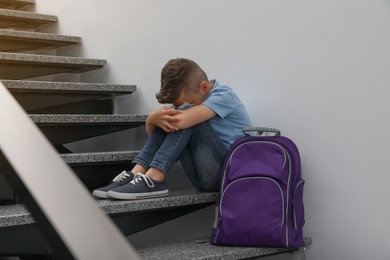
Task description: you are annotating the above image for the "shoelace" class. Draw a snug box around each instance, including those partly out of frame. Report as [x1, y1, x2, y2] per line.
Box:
[113, 170, 131, 182]
[130, 173, 155, 188]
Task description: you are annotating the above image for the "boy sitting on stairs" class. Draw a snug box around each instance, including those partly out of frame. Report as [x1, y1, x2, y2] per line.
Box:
[93, 58, 251, 200]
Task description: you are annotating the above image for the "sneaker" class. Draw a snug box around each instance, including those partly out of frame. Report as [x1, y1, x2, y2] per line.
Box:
[92, 170, 134, 198]
[107, 173, 169, 200]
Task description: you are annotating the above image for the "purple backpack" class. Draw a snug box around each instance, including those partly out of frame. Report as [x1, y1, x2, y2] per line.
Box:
[210, 128, 305, 247]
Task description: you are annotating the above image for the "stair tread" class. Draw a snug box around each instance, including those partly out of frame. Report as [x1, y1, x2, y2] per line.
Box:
[138, 237, 312, 260]
[29, 114, 147, 124]
[0, 8, 56, 22]
[0, 9, 56, 29]
[0, 52, 106, 65]
[29, 114, 147, 146]
[2, 80, 136, 94]
[0, 189, 218, 228]
[61, 151, 138, 164]
[0, 0, 34, 10]
[0, 29, 81, 51]
[0, 52, 107, 79]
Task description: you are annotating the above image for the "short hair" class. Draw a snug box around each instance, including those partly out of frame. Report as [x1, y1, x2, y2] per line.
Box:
[156, 58, 208, 104]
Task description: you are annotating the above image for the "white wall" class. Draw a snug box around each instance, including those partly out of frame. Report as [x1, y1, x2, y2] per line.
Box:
[36, 0, 390, 259]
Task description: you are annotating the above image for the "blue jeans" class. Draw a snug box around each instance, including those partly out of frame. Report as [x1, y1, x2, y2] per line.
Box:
[132, 122, 228, 192]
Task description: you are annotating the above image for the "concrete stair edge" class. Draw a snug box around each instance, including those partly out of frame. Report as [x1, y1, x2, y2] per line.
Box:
[60, 151, 139, 164]
[29, 114, 148, 124]
[0, 0, 35, 10]
[0, 51, 106, 65]
[0, 8, 57, 22]
[138, 237, 313, 260]
[2, 80, 137, 94]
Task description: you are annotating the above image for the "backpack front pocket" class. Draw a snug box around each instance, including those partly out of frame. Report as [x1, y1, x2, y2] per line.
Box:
[216, 177, 287, 247]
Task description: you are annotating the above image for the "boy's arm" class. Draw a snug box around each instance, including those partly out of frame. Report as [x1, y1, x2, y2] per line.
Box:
[146, 106, 182, 135]
[172, 105, 216, 130]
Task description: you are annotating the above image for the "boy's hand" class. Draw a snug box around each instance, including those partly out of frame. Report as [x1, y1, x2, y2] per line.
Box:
[146, 106, 182, 134]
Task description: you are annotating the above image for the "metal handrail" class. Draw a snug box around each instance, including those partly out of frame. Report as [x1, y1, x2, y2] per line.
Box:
[0, 82, 140, 259]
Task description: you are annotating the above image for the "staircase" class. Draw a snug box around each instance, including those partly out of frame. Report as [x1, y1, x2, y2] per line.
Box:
[0, 1, 311, 259]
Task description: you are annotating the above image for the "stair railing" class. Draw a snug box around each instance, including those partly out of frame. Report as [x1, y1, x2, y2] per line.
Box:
[0, 82, 140, 259]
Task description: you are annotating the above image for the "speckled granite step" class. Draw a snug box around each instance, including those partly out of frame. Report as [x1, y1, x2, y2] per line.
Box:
[3, 80, 137, 113]
[0, 189, 217, 256]
[29, 114, 147, 146]
[2, 80, 136, 94]
[0, 29, 81, 52]
[0, 52, 106, 79]
[0, 0, 34, 10]
[138, 237, 312, 260]
[61, 151, 138, 165]
[30, 114, 147, 125]
[0, 188, 218, 228]
[0, 9, 57, 29]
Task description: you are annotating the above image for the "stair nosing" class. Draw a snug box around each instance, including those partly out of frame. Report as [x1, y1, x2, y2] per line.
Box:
[0, 0, 35, 10]
[0, 0, 35, 5]
[138, 237, 312, 260]
[61, 151, 139, 164]
[0, 28, 82, 44]
[29, 114, 148, 124]
[0, 52, 106, 66]
[0, 189, 218, 228]
[2, 80, 136, 93]
[0, 8, 57, 22]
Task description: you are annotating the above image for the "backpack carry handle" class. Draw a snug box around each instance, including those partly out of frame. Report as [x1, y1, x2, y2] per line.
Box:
[242, 127, 281, 136]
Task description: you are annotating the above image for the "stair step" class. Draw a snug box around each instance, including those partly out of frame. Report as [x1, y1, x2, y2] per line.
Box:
[30, 114, 147, 124]
[0, 189, 217, 228]
[0, 29, 81, 52]
[99, 189, 217, 216]
[0, 52, 106, 79]
[2, 80, 136, 94]
[3, 80, 136, 113]
[61, 151, 138, 165]
[23, 188, 216, 229]
[138, 237, 312, 260]
[29, 114, 147, 147]
[0, 0, 34, 10]
[0, 189, 218, 256]
[0, 152, 139, 202]
[0, 9, 57, 29]
[61, 151, 138, 190]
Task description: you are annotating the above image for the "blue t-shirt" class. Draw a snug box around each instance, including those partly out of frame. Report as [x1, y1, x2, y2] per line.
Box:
[203, 80, 251, 148]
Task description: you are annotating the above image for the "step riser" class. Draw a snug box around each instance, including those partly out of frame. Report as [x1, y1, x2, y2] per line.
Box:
[28, 113, 147, 147]
[0, 162, 134, 202]
[0, 151, 138, 203]
[38, 124, 144, 147]
[13, 93, 117, 114]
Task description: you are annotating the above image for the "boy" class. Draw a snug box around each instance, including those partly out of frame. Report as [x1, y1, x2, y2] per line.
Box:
[93, 58, 251, 200]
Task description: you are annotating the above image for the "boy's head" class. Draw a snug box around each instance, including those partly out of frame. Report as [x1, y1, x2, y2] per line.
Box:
[156, 58, 209, 104]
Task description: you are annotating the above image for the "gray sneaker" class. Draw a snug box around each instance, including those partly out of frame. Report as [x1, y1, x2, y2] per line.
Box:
[92, 170, 134, 198]
[107, 173, 168, 200]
